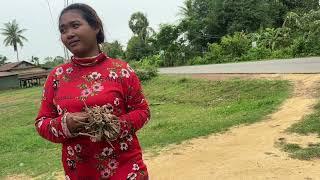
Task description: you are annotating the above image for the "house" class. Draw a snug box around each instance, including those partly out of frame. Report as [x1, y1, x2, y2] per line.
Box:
[0, 61, 50, 90]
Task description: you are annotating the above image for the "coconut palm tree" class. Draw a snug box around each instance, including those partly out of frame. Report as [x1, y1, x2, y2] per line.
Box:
[1, 20, 28, 61]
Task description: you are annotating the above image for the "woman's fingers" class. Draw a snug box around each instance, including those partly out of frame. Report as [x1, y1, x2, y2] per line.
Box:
[73, 112, 89, 118]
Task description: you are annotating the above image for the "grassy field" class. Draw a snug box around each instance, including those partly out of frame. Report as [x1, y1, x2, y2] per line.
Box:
[0, 75, 291, 178]
[280, 101, 320, 160]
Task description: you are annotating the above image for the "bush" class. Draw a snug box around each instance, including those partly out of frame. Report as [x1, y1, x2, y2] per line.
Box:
[240, 47, 272, 61]
[134, 67, 158, 81]
[140, 55, 163, 67]
[270, 47, 294, 59]
[220, 32, 251, 58]
[129, 56, 159, 81]
[291, 36, 320, 57]
[187, 56, 207, 65]
[204, 43, 225, 64]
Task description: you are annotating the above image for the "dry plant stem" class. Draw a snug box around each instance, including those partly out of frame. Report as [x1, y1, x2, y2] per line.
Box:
[74, 101, 124, 148]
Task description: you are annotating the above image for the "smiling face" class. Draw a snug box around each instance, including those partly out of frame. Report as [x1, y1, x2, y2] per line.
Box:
[59, 10, 99, 58]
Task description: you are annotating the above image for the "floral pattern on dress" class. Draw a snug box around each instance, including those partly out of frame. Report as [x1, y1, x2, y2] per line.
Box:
[66, 158, 76, 170]
[89, 72, 101, 80]
[55, 67, 64, 76]
[92, 82, 104, 93]
[101, 168, 112, 179]
[75, 144, 82, 153]
[66, 67, 73, 74]
[76, 71, 108, 100]
[132, 164, 139, 171]
[65, 175, 71, 180]
[120, 142, 129, 151]
[96, 146, 120, 179]
[57, 105, 63, 115]
[127, 172, 137, 180]
[35, 56, 150, 179]
[127, 163, 147, 180]
[80, 88, 92, 99]
[108, 159, 119, 170]
[67, 146, 75, 156]
[121, 69, 130, 78]
[102, 147, 114, 157]
[114, 97, 120, 106]
[127, 64, 134, 73]
[109, 70, 118, 80]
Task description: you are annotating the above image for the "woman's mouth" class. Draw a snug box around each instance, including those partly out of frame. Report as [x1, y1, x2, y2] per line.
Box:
[68, 40, 80, 47]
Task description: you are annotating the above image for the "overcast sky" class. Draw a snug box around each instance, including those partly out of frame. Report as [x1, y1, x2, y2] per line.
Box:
[0, 0, 184, 62]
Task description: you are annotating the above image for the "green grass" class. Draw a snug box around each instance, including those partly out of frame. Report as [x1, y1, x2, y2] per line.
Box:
[280, 102, 320, 160]
[279, 142, 320, 160]
[139, 76, 291, 149]
[0, 87, 62, 178]
[0, 75, 291, 178]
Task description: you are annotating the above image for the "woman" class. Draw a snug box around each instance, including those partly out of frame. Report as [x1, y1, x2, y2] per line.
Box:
[35, 3, 150, 180]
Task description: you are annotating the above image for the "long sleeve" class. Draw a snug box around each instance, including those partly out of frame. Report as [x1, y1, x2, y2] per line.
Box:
[35, 70, 72, 143]
[119, 64, 150, 133]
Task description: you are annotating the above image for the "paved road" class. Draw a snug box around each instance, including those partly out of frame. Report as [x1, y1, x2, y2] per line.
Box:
[159, 57, 320, 74]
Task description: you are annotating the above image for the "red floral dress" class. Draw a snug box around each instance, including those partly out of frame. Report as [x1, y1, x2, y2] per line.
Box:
[35, 53, 150, 180]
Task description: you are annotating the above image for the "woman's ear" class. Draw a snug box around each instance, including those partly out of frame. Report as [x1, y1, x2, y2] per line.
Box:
[94, 27, 100, 35]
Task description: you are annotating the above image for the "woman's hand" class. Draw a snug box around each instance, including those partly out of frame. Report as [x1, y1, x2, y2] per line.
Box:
[66, 112, 90, 133]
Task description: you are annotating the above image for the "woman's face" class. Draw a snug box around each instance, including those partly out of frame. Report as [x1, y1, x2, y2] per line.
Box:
[59, 10, 99, 57]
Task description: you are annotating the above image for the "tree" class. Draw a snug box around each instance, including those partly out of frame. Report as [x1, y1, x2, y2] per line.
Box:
[0, 20, 27, 61]
[126, 36, 152, 61]
[152, 24, 180, 51]
[53, 56, 65, 64]
[31, 56, 40, 66]
[42, 56, 65, 68]
[178, 0, 219, 54]
[129, 12, 149, 41]
[0, 55, 8, 65]
[177, 0, 293, 55]
[281, 0, 319, 13]
[126, 12, 154, 61]
[150, 24, 192, 66]
[101, 41, 125, 59]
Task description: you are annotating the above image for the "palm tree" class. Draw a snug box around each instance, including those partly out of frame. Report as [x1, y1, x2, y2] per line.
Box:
[179, 0, 193, 18]
[1, 20, 28, 61]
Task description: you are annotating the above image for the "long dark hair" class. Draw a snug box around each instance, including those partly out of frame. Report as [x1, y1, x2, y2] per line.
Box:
[59, 3, 105, 44]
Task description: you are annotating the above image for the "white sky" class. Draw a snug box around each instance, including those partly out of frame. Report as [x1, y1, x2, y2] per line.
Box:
[0, 0, 184, 62]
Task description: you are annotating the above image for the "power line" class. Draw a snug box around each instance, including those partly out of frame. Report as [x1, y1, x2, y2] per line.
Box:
[45, 0, 69, 61]
[63, 0, 70, 60]
[45, 0, 56, 33]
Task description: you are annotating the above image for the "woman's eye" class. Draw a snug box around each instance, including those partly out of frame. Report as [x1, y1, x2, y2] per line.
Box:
[72, 24, 80, 29]
[59, 28, 65, 34]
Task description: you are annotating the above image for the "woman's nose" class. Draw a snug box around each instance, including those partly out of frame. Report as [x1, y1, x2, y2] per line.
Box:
[66, 29, 75, 39]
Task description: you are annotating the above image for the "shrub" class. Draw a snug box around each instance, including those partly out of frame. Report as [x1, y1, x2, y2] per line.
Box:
[240, 47, 272, 61]
[220, 32, 251, 58]
[187, 56, 207, 65]
[140, 55, 163, 67]
[134, 67, 158, 81]
[204, 43, 225, 64]
[270, 47, 294, 59]
[129, 56, 159, 81]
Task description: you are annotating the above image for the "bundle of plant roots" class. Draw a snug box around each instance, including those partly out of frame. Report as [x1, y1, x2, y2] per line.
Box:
[77, 104, 122, 143]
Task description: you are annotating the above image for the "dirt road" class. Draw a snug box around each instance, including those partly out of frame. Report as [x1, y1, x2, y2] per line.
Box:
[146, 74, 320, 180]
